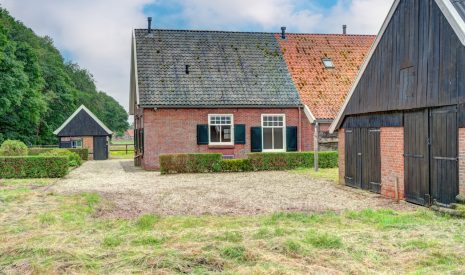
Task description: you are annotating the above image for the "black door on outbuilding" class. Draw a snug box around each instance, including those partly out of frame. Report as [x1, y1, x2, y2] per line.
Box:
[93, 136, 108, 160]
[404, 106, 458, 205]
[345, 128, 381, 193]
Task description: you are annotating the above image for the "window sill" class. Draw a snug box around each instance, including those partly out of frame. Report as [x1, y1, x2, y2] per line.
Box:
[208, 145, 235, 149]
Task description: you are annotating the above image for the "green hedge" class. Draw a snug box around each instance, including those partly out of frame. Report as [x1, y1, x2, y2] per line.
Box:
[160, 153, 223, 174]
[248, 152, 338, 170]
[0, 156, 69, 178]
[29, 148, 89, 161]
[160, 151, 338, 174]
[219, 159, 253, 172]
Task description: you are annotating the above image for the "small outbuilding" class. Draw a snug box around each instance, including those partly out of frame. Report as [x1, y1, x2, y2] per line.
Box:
[331, 0, 465, 206]
[54, 105, 113, 160]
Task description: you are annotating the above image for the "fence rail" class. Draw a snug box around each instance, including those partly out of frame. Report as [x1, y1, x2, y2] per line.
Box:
[109, 144, 135, 154]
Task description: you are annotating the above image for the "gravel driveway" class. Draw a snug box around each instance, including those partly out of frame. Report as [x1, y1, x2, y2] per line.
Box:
[51, 160, 415, 217]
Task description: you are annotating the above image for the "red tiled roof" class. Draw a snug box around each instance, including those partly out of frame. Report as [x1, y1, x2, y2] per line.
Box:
[276, 34, 375, 120]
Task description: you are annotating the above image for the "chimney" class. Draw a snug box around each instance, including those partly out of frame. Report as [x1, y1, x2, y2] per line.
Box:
[343, 25, 347, 35]
[281, 26, 286, 39]
[148, 17, 152, 33]
[185, 65, 190, 75]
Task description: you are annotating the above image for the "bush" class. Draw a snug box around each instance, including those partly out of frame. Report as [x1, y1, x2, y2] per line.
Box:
[39, 149, 82, 167]
[0, 140, 28, 156]
[0, 156, 69, 178]
[160, 153, 223, 174]
[248, 152, 338, 171]
[220, 159, 253, 172]
[159, 151, 338, 174]
[29, 148, 89, 161]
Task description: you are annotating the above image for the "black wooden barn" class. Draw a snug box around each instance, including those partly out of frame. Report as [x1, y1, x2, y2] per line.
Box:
[331, 0, 465, 205]
[54, 105, 113, 160]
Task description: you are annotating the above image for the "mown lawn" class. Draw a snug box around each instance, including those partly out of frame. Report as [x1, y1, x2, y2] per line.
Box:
[1, 180, 465, 274]
[109, 150, 134, 159]
[292, 168, 339, 182]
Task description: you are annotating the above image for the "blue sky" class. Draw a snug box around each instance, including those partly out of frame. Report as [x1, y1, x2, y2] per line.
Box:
[1, 0, 393, 111]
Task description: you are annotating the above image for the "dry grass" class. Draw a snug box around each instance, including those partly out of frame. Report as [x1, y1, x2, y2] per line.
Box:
[1, 183, 465, 274]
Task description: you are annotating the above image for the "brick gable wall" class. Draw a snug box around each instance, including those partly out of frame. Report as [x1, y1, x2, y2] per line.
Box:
[140, 108, 317, 170]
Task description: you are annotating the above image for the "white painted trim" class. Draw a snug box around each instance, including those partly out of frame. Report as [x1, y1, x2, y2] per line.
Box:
[261, 114, 286, 152]
[329, 0, 401, 133]
[330, 0, 465, 133]
[208, 114, 234, 145]
[436, 0, 465, 45]
[303, 105, 316, 124]
[129, 29, 140, 115]
[53, 105, 113, 135]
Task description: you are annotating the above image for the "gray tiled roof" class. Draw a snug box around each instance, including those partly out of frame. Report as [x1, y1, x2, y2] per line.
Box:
[451, 0, 465, 21]
[134, 29, 302, 107]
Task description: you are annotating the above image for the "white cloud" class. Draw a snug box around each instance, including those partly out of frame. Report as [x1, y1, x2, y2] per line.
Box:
[0, 0, 394, 112]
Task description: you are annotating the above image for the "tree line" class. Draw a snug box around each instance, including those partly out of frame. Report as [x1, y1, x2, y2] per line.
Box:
[0, 8, 129, 145]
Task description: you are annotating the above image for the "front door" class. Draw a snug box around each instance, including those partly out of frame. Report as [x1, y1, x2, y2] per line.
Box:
[93, 136, 108, 160]
[430, 106, 458, 204]
[345, 128, 381, 193]
[404, 110, 429, 205]
[404, 107, 459, 205]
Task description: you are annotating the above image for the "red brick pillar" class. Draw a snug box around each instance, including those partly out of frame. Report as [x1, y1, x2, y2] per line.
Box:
[380, 127, 405, 200]
[459, 128, 465, 196]
[338, 129, 345, 185]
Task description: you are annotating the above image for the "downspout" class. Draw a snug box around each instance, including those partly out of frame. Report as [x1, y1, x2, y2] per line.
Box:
[299, 107, 302, 151]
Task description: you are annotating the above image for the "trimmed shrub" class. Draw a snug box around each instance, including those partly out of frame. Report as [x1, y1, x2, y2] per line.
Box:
[0, 156, 69, 178]
[160, 153, 223, 174]
[248, 151, 338, 171]
[317, 151, 338, 169]
[39, 149, 82, 167]
[0, 140, 28, 156]
[220, 159, 253, 172]
[159, 151, 338, 174]
[29, 148, 89, 161]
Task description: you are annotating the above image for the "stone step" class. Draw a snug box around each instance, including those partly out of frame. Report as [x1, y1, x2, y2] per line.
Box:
[431, 205, 465, 218]
[456, 195, 465, 205]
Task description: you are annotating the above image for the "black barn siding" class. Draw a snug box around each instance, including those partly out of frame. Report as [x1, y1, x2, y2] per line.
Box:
[56, 110, 110, 137]
[343, 0, 465, 117]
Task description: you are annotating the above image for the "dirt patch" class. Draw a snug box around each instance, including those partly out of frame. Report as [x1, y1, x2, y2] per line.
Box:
[51, 160, 416, 218]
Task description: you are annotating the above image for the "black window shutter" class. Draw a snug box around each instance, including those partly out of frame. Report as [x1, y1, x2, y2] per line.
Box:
[234, 124, 246, 144]
[250, 127, 262, 152]
[197, 125, 209, 145]
[286, 126, 298, 152]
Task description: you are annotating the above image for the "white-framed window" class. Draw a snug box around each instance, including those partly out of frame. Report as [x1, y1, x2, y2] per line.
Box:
[71, 139, 83, 148]
[208, 114, 234, 145]
[262, 114, 286, 152]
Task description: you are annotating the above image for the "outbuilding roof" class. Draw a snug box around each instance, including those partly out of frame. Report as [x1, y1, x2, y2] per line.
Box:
[54, 105, 113, 137]
[131, 29, 302, 109]
[276, 34, 375, 120]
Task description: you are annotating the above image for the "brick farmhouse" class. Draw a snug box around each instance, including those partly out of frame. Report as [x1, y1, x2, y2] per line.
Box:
[331, 0, 465, 205]
[129, 23, 374, 170]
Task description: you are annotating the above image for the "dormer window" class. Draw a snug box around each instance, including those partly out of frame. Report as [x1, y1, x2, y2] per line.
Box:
[322, 58, 335, 69]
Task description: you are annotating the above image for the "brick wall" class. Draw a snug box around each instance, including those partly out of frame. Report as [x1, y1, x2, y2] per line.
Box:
[338, 129, 345, 185]
[141, 108, 312, 170]
[82, 136, 94, 160]
[380, 127, 405, 200]
[459, 128, 465, 196]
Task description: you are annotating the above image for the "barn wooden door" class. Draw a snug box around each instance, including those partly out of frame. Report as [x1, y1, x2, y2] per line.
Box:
[366, 129, 381, 193]
[345, 129, 357, 188]
[345, 128, 381, 193]
[404, 110, 429, 205]
[430, 106, 458, 205]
